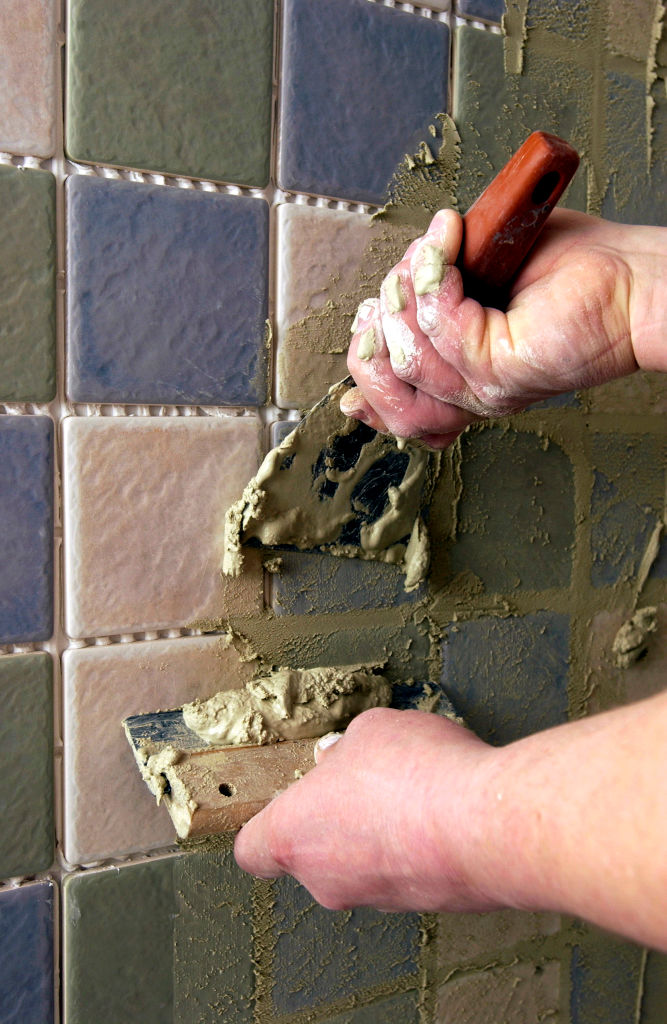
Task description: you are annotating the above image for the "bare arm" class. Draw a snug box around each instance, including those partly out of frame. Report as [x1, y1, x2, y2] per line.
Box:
[235, 692, 667, 951]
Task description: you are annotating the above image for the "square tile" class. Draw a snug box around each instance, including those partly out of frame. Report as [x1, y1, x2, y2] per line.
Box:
[437, 909, 560, 968]
[440, 613, 570, 744]
[66, 176, 269, 406]
[324, 989, 420, 1023]
[570, 936, 644, 1024]
[641, 951, 667, 1024]
[601, 70, 662, 225]
[0, 653, 53, 879]
[273, 875, 420, 1015]
[62, 415, 263, 638]
[66, 0, 274, 185]
[275, 203, 371, 409]
[0, 166, 56, 402]
[585, 605, 667, 716]
[63, 636, 257, 863]
[457, 0, 505, 22]
[526, 0, 590, 39]
[278, 0, 449, 204]
[436, 961, 560, 1023]
[447, 427, 575, 594]
[0, 416, 53, 644]
[585, 371, 667, 415]
[0, 882, 54, 1024]
[0, 0, 57, 156]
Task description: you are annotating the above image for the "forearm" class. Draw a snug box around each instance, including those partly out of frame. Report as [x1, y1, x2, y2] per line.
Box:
[461, 691, 667, 950]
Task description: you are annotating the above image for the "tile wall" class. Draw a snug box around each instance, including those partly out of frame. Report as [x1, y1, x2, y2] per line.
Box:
[0, 0, 665, 1022]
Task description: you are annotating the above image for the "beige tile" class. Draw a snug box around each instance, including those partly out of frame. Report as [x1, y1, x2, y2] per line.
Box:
[62, 634, 257, 862]
[63, 415, 263, 638]
[584, 371, 667, 415]
[274, 203, 371, 408]
[436, 961, 560, 1024]
[0, 0, 57, 156]
[586, 604, 667, 715]
[606, 0, 657, 61]
[437, 909, 560, 968]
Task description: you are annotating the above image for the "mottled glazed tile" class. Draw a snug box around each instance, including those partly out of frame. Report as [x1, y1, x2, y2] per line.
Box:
[62, 415, 263, 638]
[590, 433, 664, 588]
[440, 613, 569, 745]
[0, 653, 53, 879]
[526, 0, 590, 39]
[64, 842, 254, 1024]
[457, 0, 505, 22]
[0, 416, 53, 644]
[278, 0, 449, 204]
[436, 962, 559, 1023]
[275, 203, 371, 408]
[585, 371, 667, 415]
[0, 0, 57, 156]
[66, 0, 274, 185]
[606, 0, 657, 62]
[0, 166, 56, 402]
[447, 427, 574, 593]
[273, 875, 419, 1015]
[0, 882, 54, 1024]
[324, 990, 420, 1023]
[67, 176, 269, 406]
[570, 937, 644, 1024]
[437, 910, 560, 968]
[601, 70, 663, 225]
[585, 605, 667, 716]
[63, 636, 257, 862]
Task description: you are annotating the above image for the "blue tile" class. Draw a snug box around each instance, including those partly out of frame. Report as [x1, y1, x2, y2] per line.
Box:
[270, 419, 300, 448]
[273, 876, 420, 1015]
[526, 0, 590, 38]
[66, 176, 269, 406]
[570, 939, 644, 1024]
[0, 417, 53, 644]
[440, 613, 569, 745]
[457, 0, 506, 22]
[278, 0, 449, 204]
[0, 882, 54, 1024]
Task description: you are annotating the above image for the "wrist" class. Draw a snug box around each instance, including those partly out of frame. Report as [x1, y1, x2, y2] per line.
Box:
[624, 225, 667, 373]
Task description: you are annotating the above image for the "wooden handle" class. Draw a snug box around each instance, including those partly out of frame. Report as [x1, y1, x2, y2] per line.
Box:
[460, 131, 579, 304]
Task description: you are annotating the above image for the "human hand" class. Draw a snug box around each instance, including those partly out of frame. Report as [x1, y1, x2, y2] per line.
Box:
[233, 707, 500, 913]
[341, 208, 661, 448]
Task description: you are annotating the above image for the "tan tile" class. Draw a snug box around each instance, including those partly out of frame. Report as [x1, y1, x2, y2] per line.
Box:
[437, 909, 560, 968]
[436, 961, 560, 1024]
[606, 0, 657, 61]
[586, 604, 667, 715]
[0, 0, 57, 156]
[63, 415, 263, 638]
[274, 203, 371, 409]
[62, 634, 257, 862]
[584, 371, 667, 415]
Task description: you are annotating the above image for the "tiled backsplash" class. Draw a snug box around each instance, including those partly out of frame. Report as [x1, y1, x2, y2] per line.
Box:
[1, 1, 666, 1022]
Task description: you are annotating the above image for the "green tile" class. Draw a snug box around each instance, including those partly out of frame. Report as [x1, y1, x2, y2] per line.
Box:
[0, 166, 56, 402]
[0, 652, 53, 878]
[64, 858, 175, 1024]
[66, 0, 274, 186]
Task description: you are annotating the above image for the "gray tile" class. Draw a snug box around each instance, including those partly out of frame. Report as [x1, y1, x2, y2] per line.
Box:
[0, 882, 54, 1024]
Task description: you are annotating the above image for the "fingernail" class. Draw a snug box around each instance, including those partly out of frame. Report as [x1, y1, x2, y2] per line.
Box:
[414, 243, 445, 295]
[314, 731, 342, 763]
[351, 298, 379, 333]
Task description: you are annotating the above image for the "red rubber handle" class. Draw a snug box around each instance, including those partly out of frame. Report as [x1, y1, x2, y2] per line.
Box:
[460, 131, 580, 304]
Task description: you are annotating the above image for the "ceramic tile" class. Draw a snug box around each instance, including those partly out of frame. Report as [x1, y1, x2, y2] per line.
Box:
[273, 875, 420, 1015]
[437, 910, 560, 968]
[436, 961, 560, 1023]
[270, 419, 300, 449]
[641, 951, 667, 1024]
[585, 371, 667, 415]
[278, 0, 449, 204]
[570, 937, 644, 1024]
[67, 176, 269, 406]
[64, 842, 254, 1024]
[323, 989, 420, 1023]
[585, 605, 667, 717]
[606, 0, 656, 60]
[457, 0, 505, 22]
[63, 636, 258, 862]
[0, 653, 53, 879]
[447, 427, 574, 594]
[275, 204, 371, 408]
[271, 551, 425, 616]
[0, 416, 53, 644]
[0, 166, 56, 402]
[440, 613, 569, 745]
[0, 0, 57, 156]
[62, 415, 263, 638]
[0, 882, 54, 1024]
[66, 0, 274, 185]
[601, 70, 663, 225]
[590, 433, 664, 588]
[526, 0, 590, 39]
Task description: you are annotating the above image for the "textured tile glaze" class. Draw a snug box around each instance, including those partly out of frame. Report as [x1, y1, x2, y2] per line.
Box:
[0, 653, 53, 878]
[438, 910, 560, 968]
[279, 0, 449, 204]
[275, 204, 371, 408]
[0, 416, 53, 643]
[436, 962, 560, 1023]
[457, 0, 506, 21]
[67, 176, 269, 405]
[0, 166, 56, 402]
[0, 882, 54, 1024]
[570, 938, 645, 1024]
[0, 0, 57, 155]
[585, 606, 667, 716]
[440, 613, 569, 744]
[63, 636, 257, 863]
[63, 416, 262, 637]
[66, 0, 274, 185]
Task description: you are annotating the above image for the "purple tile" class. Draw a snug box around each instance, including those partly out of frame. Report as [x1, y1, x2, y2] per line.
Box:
[0, 882, 54, 1024]
[67, 176, 269, 406]
[278, 0, 449, 204]
[0, 416, 53, 644]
